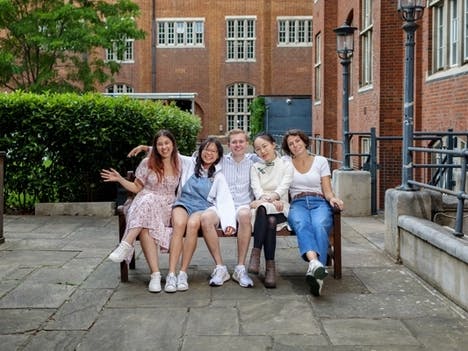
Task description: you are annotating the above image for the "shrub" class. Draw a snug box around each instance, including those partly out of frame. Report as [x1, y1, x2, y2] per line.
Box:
[0, 92, 201, 212]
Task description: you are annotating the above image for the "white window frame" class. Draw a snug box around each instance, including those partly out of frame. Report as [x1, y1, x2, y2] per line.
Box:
[105, 84, 134, 94]
[314, 32, 322, 103]
[277, 17, 313, 47]
[226, 83, 255, 132]
[360, 0, 373, 87]
[106, 38, 134, 63]
[157, 18, 205, 48]
[430, 0, 468, 74]
[226, 17, 256, 62]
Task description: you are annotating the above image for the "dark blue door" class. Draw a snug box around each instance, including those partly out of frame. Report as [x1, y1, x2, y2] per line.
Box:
[264, 96, 312, 137]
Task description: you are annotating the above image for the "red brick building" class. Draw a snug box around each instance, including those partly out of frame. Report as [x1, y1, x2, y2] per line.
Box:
[312, 0, 467, 207]
[101, 0, 313, 138]
[103, 0, 468, 208]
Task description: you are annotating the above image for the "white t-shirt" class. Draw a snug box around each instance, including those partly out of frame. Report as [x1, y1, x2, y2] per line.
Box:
[289, 155, 331, 199]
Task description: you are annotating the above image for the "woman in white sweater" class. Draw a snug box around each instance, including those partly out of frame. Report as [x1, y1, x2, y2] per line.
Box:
[248, 133, 293, 288]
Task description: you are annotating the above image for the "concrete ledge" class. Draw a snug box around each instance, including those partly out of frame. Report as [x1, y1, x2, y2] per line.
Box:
[398, 215, 468, 310]
[35, 202, 116, 217]
[399, 215, 468, 262]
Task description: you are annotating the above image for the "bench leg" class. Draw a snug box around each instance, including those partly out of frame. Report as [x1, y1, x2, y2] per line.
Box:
[120, 261, 129, 282]
[332, 212, 342, 279]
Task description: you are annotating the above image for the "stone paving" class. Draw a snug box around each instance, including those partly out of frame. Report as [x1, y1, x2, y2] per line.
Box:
[0, 214, 467, 351]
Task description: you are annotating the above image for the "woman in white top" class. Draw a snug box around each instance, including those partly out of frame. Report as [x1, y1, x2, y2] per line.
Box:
[248, 133, 294, 288]
[282, 129, 343, 297]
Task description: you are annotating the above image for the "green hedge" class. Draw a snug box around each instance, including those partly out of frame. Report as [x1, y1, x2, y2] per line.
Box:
[0, 92, 201, 212]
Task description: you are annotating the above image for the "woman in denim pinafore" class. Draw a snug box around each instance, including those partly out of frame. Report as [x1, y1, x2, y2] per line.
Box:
[164, 137, 236, 293]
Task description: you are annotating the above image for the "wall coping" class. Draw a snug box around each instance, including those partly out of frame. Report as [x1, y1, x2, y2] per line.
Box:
[398, 215, 468, 264]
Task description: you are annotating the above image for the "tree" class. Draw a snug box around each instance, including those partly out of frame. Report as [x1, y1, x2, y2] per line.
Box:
[0, 0, 146, 92]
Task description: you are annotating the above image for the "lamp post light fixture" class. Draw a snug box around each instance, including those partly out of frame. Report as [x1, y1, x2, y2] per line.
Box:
[334, 23, 357, 170]
[397, 0, 426, 190]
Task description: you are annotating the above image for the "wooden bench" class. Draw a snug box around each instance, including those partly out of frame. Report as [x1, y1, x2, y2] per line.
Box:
[116, 172, 342, 282]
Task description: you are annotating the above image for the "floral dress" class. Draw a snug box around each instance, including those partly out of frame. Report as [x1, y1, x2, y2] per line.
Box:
[122, 158, 179, 259]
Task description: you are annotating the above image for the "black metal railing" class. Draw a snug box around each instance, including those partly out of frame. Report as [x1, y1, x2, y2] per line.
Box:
[408, 146, 467, 237]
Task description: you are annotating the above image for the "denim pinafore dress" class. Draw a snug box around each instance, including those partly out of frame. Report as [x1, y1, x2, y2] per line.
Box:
[173, 174, 214, 215]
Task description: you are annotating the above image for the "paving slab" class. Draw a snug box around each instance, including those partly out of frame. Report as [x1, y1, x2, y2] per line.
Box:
[322, 318, 419, 346]
[0, 214, 466, 351]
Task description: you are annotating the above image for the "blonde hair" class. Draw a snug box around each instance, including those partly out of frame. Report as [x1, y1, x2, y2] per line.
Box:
[227, 129, 248, 143]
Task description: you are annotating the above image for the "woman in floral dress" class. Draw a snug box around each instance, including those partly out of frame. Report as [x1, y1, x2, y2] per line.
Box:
[101, 129, 181, 293]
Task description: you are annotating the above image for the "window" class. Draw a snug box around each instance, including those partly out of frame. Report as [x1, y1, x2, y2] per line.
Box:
[106, 39, 134, 63]
[226, 17, 256, 61]
[360, 0, 373, 87]
[314, 33, 322, 102]
[360, 137, 371, 169]
[431, 0, 468, 72]
[226, 83, 255, 132]
[277, 17, 313, 46]
[105, 84, 134, 94]
[157, 19, 205, 47]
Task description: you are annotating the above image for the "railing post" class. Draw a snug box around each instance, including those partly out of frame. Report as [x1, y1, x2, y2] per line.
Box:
[446, 128, 454, 190]
[0, 151, 5, 244]
[454, 149, 467, 237]
[370, 128, 378, 215]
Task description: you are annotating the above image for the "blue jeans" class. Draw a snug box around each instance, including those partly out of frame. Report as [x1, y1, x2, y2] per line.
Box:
[288, 196, 333, 265]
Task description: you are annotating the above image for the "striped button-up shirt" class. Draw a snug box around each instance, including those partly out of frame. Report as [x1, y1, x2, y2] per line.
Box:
[220, 153, 258, 208]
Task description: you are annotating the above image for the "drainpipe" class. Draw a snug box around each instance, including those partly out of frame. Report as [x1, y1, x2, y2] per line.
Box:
[151, 0, 157, 92]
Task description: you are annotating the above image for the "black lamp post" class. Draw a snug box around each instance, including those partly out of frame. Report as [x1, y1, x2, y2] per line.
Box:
[334, 23, 357, 171]
[397, 0, 426, 190]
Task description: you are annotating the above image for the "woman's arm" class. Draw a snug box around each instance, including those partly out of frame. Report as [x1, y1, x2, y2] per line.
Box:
[321, 176, 344, 210]
[211, 174, 237, 232]
[127, 145, 150, 158]
[100, 168, 143, 194]
[272, 160, 294, 200]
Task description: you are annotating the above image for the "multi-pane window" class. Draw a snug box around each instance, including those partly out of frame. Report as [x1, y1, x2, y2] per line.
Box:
[226, 83, 255, 132]
[277, 17, 313, 46]
[431, 0, 468, 72]
[105, 84, 134, 93]
[106, 39, 134, 62]
[157, 19, 205, 47]
[226, 17, 256, 61]
[360, 0, 373, 87]
[314, 33, 321, 102]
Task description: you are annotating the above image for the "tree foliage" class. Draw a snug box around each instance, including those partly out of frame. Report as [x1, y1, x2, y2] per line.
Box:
[0, 0, 146, 92]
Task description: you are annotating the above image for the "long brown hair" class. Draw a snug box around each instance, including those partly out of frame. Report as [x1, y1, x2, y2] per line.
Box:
[148, 130, 180, 182]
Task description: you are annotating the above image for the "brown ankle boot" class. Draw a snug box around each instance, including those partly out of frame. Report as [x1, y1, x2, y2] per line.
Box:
[264, 260, 276, 288]
[248, 248, 261, 274]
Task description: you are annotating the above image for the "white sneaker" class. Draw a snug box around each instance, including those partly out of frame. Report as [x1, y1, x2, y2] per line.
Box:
[177, 271, 189, 291]
[209, 265, 230, 286]
[164, 272, 177, 293]
[307, 276, 324, 297]
[108, 241, 133, 263]
[232, 265, 253, 288]
[306, 259, 328, 280]
[148, 272, 161, 293]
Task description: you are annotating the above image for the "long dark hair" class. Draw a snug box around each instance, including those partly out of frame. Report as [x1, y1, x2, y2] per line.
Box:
[194, 137, 223, 178]
[148, 129, 180, 182]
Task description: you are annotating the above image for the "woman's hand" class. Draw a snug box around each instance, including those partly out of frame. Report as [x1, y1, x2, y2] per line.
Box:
[127, 145, 149, 157]
[329, 197, 344, 211]
[249, 200, 264, 209]
[272, 200, 283, 211]
[224, 226, 236, 236]
[100, 168, 122, 183]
